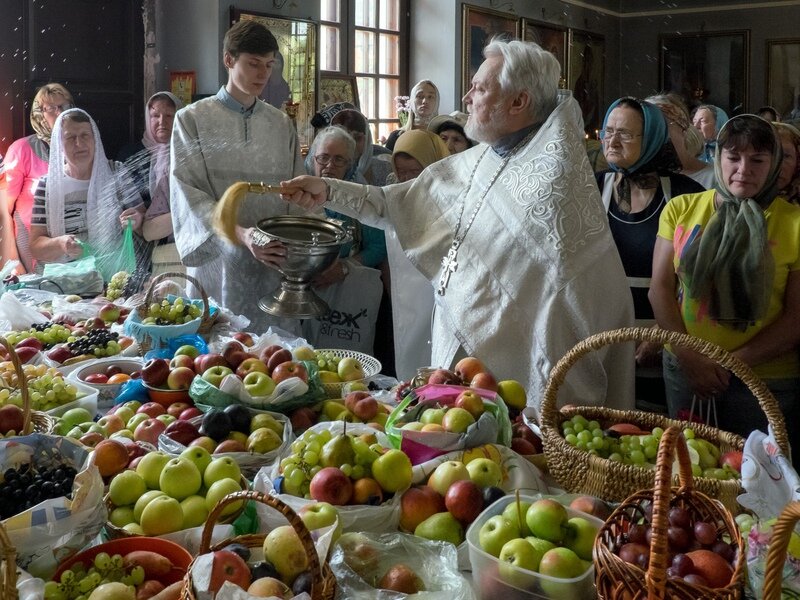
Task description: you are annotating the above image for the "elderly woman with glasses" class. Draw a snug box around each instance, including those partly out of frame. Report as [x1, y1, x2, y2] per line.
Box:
[2, 83, 74, 272]
[650, 115, 800, 461]
[596, 97, 704, 410]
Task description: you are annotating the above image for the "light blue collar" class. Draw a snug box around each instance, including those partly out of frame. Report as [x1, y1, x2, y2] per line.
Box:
[216, 87, 257, 117]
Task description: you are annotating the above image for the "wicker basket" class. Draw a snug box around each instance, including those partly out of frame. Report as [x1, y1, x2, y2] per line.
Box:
[0, 520, 17, 600]
[761, 501, 800, 600]
[316, 348, 381, 398]
[133, 272, 215, 354]
[594, 425, 745, 600]
[0, 336, 57, 435]
[180, 490, 336, 600]
[540, 327, 790, 511]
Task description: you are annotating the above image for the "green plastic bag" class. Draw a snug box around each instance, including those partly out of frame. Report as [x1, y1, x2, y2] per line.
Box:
[79, 220, 136, 282]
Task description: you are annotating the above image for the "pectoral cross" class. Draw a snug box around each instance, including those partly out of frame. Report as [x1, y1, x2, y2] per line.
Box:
[437, 245, 459, 295]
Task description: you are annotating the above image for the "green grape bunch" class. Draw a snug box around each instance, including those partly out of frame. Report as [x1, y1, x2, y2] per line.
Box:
[143, 296, 202, 325]
[44, 553, 144, 600]
[315, 350, 341, 373]
[106, 271, 130, 301]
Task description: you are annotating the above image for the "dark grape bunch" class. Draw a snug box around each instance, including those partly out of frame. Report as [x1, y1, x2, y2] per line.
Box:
[0, 462, 77, 519]
[5, 322, 72, 349]
[66, 329, 121, 358]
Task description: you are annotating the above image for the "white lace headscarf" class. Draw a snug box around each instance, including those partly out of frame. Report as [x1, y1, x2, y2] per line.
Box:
[141, 92, 183, 206]
[46, 108, 126, 256]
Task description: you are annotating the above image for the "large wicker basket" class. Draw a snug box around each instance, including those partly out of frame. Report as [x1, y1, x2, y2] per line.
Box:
[0, 520, 17, 600]
[180, 490, 336, 600]
[594, 425, 745, 600]
[0, 336, 56, 435]
[540, 327, 789, 511]
[762, 501, 800, 600]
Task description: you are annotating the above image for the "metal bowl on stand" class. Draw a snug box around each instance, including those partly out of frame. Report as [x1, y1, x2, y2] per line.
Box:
[253, 216, 352, 318]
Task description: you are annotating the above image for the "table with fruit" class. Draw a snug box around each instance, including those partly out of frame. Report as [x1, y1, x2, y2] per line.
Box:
[0, 282, 774, 600]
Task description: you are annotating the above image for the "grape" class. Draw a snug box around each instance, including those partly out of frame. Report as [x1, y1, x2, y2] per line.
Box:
[668, 526, 691, 551]
[340, 463, 353, 477]
[287, 468, 306, 488]
[130, 565, 145, 586]
[303, 451, 319, 465]
[629, 450, 645, 464]
[565, 434, 578, 445]
[694, 521, 717, 545]
[671, 553, 694, 577]
[668, 507, 691, 529]
[628, 523, 649, 545]
[712, 540, 736, 562]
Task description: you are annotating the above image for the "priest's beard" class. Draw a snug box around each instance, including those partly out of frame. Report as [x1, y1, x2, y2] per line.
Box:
[464, 102, 506, 145]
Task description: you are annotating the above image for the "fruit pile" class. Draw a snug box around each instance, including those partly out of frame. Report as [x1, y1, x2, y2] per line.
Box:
[313, 350, 366, 384]
[65, 328, 122, 358]
[105, 270, 130, 300]
[143, 297, 202, 325]
[610, 503, 738, 589]
[0, 462, 77, 519]
[4, 322, 72, 350]
[0, 362, 80, 411]
[319, 390, 392, 427]
[559, 416, 743, 480]
[395, 388, 490, 434]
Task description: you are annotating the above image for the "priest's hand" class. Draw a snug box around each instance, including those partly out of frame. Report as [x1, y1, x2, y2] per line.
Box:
[674, 347, 730, 399]
[240, 226, 287, 270]
[280, 176, 328, 211]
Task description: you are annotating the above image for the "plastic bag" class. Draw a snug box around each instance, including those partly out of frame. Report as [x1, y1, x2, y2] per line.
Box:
[330, 531, 477, 600]
[79, 219, 136, 282]
[40, 257, 105, 296]
[746, 519, 800, 599]
[0, 291, 49, 329]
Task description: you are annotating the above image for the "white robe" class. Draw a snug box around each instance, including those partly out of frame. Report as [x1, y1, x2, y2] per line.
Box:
[324, 93, 635, 410]
[170, 96, 305, 332]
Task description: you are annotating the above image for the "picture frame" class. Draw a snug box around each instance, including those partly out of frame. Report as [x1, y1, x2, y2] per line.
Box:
[169, 71, 195, 107]
[319, 74, 360, 110]
[462, 4, 519, 101]
[568, 30, 605, 136]
[231, 8, 317, 147]
[522, 19, 568, 81]
[766, 38, 800, 120]
[659, 30, 749, 118]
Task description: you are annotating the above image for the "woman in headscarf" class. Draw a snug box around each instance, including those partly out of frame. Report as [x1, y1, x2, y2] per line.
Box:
[29, 109, 145, 277]
[693, 104, 729, 163]
[385, 129, 449, 380]
[384, 79, 440, 151]
[774, 122, 800, 205]
[649, 115, 800, 461]
[330, 108, 392, 185]
[427, 111, 474, 155]
[3, 84, 74, 272]
[596, 97, 704, 410]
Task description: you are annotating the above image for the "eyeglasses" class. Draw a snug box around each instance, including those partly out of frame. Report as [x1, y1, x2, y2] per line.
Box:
[599, 128, 643, 143]
[39, 103, 74, 115]
[314, 154, 349, 167]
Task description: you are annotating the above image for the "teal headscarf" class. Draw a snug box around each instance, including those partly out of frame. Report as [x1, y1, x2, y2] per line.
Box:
[680, 115, 781, 330]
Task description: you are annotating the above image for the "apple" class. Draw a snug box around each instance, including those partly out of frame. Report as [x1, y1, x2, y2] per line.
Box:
[133, 491, 166, 523]
[444, 479, 484, 524]
[46, 344, 73, 364]
[720, 450, 743, 473]
[264, 525, 309, 583]
[466, 458, 503, 488]
[569, 495, 611, 520]
[215, 439, 247, 453]
[232, 332, 255, 347]
[0, 405, 26, 435]
[174, 344, 201, 359]
[337, 357, 365, 381]
[351, 477, 384, 505]
[266, 348, 293, 375]
[167, 366, 195, 391]
[526, 498, 569, 544]
[271, 361, 309, 384]
[372, 449, 413, 493]
[109, 506, 136, 528]
[84, 373, 109, 384]
[134, 418, 167, 445]
[420, 407, 446, 425]
[236, 357, 269, 379]
[137, 402, 166, 418]
[14, 346, 38, 364]
[164, 419, 200, 446]
[289, 406, 316, 431]
[250, 413, 283, 436]
[96, 414, 125, 435]
[141, 358, 170, 387]
[243, 371, 276, 397]
[454, 356, 486, 384]
[502, 500, 532, 536]
[511, 438, 539, 455]
[427, 368, 461, 385]
[427, 460, 470, 496]
[441, 407, 475, 433]
[126, 413, 149, 431]
[563, 516, 598, 560]
[204, 456, 242, 487]
[497, 380, 527, 411]
[292, 345, 315, 360]
[111, 405, 135, 424]
[189, 436, 218, 453]
[167, 401, 192, 418]
[159, 457, 202, 500]
[346, 392, 378, 421]
[179, 494, 209, 529]
[399, 485, 446, 532]
[180, 407, 203, 421]
[299, 502, 342, 541]
[205, 477, 243, 516]
[478, 515, 520, 557]
[108, 470, 146, 506]
[202, 365, 234, 388]
[454, 389, 485, 418]
[140, 495, 184, 535]
[16, 336, 44, 351]
[105, 364, 123, 377]
[222, 341, 249, 369]
[156, 414, 177, 426]
[209, 550, 251, 593]
[310, 467, 353, 505]
[179, 445, 213, 475]
[499, 537, 543, 575]
[193, 353, 228, 375]
[512, 422, 543, 452]
[169, 354, 195, 370]
[136, 451, 171, 489]
[470, 371, 498, 392]
[79, 431, 105, 447]
[538, 547, 587, 597]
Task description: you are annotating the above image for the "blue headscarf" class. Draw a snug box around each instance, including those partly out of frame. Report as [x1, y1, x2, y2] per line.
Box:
[697, 105, 729, 163]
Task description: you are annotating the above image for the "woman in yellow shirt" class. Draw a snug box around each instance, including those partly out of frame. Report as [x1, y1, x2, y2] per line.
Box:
[650, 115, 800, 461]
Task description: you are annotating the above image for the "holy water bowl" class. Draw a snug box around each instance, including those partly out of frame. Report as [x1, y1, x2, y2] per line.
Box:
[254, 215, 352, 318]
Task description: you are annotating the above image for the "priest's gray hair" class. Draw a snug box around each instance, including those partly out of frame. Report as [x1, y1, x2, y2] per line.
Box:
[484, 38, 559, 124]
[311, 126, 356, 162]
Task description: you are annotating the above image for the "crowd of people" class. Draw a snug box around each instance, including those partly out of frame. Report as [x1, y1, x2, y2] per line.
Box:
[2, 19, 799, 460]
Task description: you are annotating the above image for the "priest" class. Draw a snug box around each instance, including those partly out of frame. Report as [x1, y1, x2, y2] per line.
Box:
[280, 39, 634, 410]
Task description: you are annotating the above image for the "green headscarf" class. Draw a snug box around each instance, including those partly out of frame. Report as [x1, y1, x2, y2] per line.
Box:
[680, 115, 781, 330]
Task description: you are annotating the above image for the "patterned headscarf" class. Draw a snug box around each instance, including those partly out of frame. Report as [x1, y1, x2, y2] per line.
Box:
[141, 92, 182, 210]
[30, 83, 74, 144]
[680, 115, 782, 330]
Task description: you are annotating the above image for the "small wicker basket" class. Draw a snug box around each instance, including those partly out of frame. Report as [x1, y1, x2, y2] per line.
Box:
[0, 519, 17, 600]
[0, 336, 57, 435]
[540, 327, 789, 511]
[316, 348, 381, 398]
[761, 501, 800, 600]
[180, 490, 336, 600]
[594, 425, 745, 600]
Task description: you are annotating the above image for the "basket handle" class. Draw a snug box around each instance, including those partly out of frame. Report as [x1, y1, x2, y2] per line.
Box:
[0, 336, 33, 435]
[762, 501, 800, 600]
[539, 327, 790, 457]
[644, 426, 694, 599]
[198, 490, 327, 598]
[137, 271, 211, 327]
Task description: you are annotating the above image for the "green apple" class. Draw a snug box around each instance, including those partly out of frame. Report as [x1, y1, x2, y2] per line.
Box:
[202, 365, 234, 388]
[159, 458, 202, 500]
[526, 536, 556, 557]
[87, 582, 136, 600]
[108, 506, 136, 528]
[499, 537, 544, 581]
[113, 406, 135, 425]
[110, 429, 134, 440]
[478, 515, 520, 557]
[420, 408, 446, 425]
[243, 371, 276, 397]
[135, 451, 171, 490]
[133, 490, 166, 522]
[496, 380, 527, 411]
[205, 477, 243, 516]
[337, 357, 365, 381]
[427, 460, 470, 496]
[563, 516, 599, 561]
[155, 414, 176, 426]
[372, 449, 413, 493]
[466, 458, 503, 488]
[264, 525, 309, 583]
[87, 423, 107, 436]
[61, 407, 94, 431]
[299, 502, 342, 542]
[441, 407, 475, 433]
[414, 511, 464, 545]
[123, 522, 145, 535]
[502, 500, 532, 536]
[526, 499, 569, 544]
[292, 345, 316, 361]
[108, 470, 147, 506]
[174, 344, 200, 359]
[179, 446, 213, 476]
[126, 413, 149, 431]
[247, 427, 282, 453]
[140, 495, 184, 535]
[180, 495, 209, 528]
[66, 426, 85, 439]
[203, 456, 242, 487]
[250, 413, 283, 436]
[401, 421, 424, 431]
[122, 400, 142, 412]
[538, 547, 587, 598]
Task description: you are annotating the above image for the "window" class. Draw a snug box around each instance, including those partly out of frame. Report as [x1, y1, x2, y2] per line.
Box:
[320, 0, 408, 143]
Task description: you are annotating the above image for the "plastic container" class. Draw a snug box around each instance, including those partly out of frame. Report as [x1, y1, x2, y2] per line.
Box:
[68, 357, 143, 409]
[45, 379, 99, 418]
[465, 494, 602, 600]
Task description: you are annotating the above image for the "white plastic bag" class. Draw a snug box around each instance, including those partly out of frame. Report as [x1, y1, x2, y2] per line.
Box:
[0, 291, 48, 330]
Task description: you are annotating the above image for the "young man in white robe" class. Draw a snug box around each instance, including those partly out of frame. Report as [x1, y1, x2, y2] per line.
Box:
[170, 19, 305, 332]
[280, 39, 635, 411]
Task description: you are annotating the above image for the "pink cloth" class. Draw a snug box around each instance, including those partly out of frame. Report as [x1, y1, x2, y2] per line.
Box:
[4, 135, 48, 232]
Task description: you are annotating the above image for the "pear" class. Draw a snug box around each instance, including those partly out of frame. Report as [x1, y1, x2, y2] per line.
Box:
[320, 432, 356, 468]
[414, 511, 464, 545]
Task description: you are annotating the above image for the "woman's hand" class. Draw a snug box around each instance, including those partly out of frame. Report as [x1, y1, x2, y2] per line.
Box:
[312, 259, 347, 289]
[635, 341, 663, 367]
[58, 235, 83, 258]
[119, 207, 144, 232]
[675, 347, 731, 399]
[280, 176, 329, 211]
[241, 226, 287, 270]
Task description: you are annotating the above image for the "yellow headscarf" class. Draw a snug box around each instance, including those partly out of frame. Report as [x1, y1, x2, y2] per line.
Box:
[392, 129, 449, 173]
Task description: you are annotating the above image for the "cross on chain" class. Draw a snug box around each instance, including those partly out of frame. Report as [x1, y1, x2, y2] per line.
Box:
[437, 244, 459, 295]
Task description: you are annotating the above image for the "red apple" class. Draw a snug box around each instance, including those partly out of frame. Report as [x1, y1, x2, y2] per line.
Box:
[511, 437, 539, 455]
[193, 353, 229, 375]
[16, 336, 44, 352]
[46, 345, 73, 364]
[569, 495, 612, 520]
[259, 344, 285, 364]
[214, 439, 247, 453]
[399, 485, 446, 532]
[209, 550, 251, 594]
[271, 361, 308, 384]
[87, 317, 106, 330]
[310, 467, 353, 505]
[470, 371, 498, 392]
[164, 420, 200, 446]
[134, 418, 167, 445]
[236, 357, 268, 379]
[137, 402, 167, 418]
[105, 364, 123, 377]
[266, 349, 293, 376]
[427, 368, 461, 385]
[169, 354, 195, 371]
[232, 332, 255, 347]
[84, 373, 109, 384]
[512, 423, 543, 453]
[222, 341, 249, 369]
[79, 431, 105, 447]
[167, 401, 192, 418]
[115, 437, 149, 463]
[454, 357, 486, 384]
[444, 479, 484, 524]
[167, 366, 195, 391]
[141, 358, 170, 387]
[290, 407, 317, 431]
[189, 436, 217, 453]
[455, 389, 485, 418]
[0, 405, 26, 435]
[720, 450, 743, 473]
[179, 407, 203, 421]
[15, 346, 39, 364]
[98, 303, 121, 322]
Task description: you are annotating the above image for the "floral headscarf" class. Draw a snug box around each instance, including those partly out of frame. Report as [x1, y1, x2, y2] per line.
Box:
[30, 83, 75, 144]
